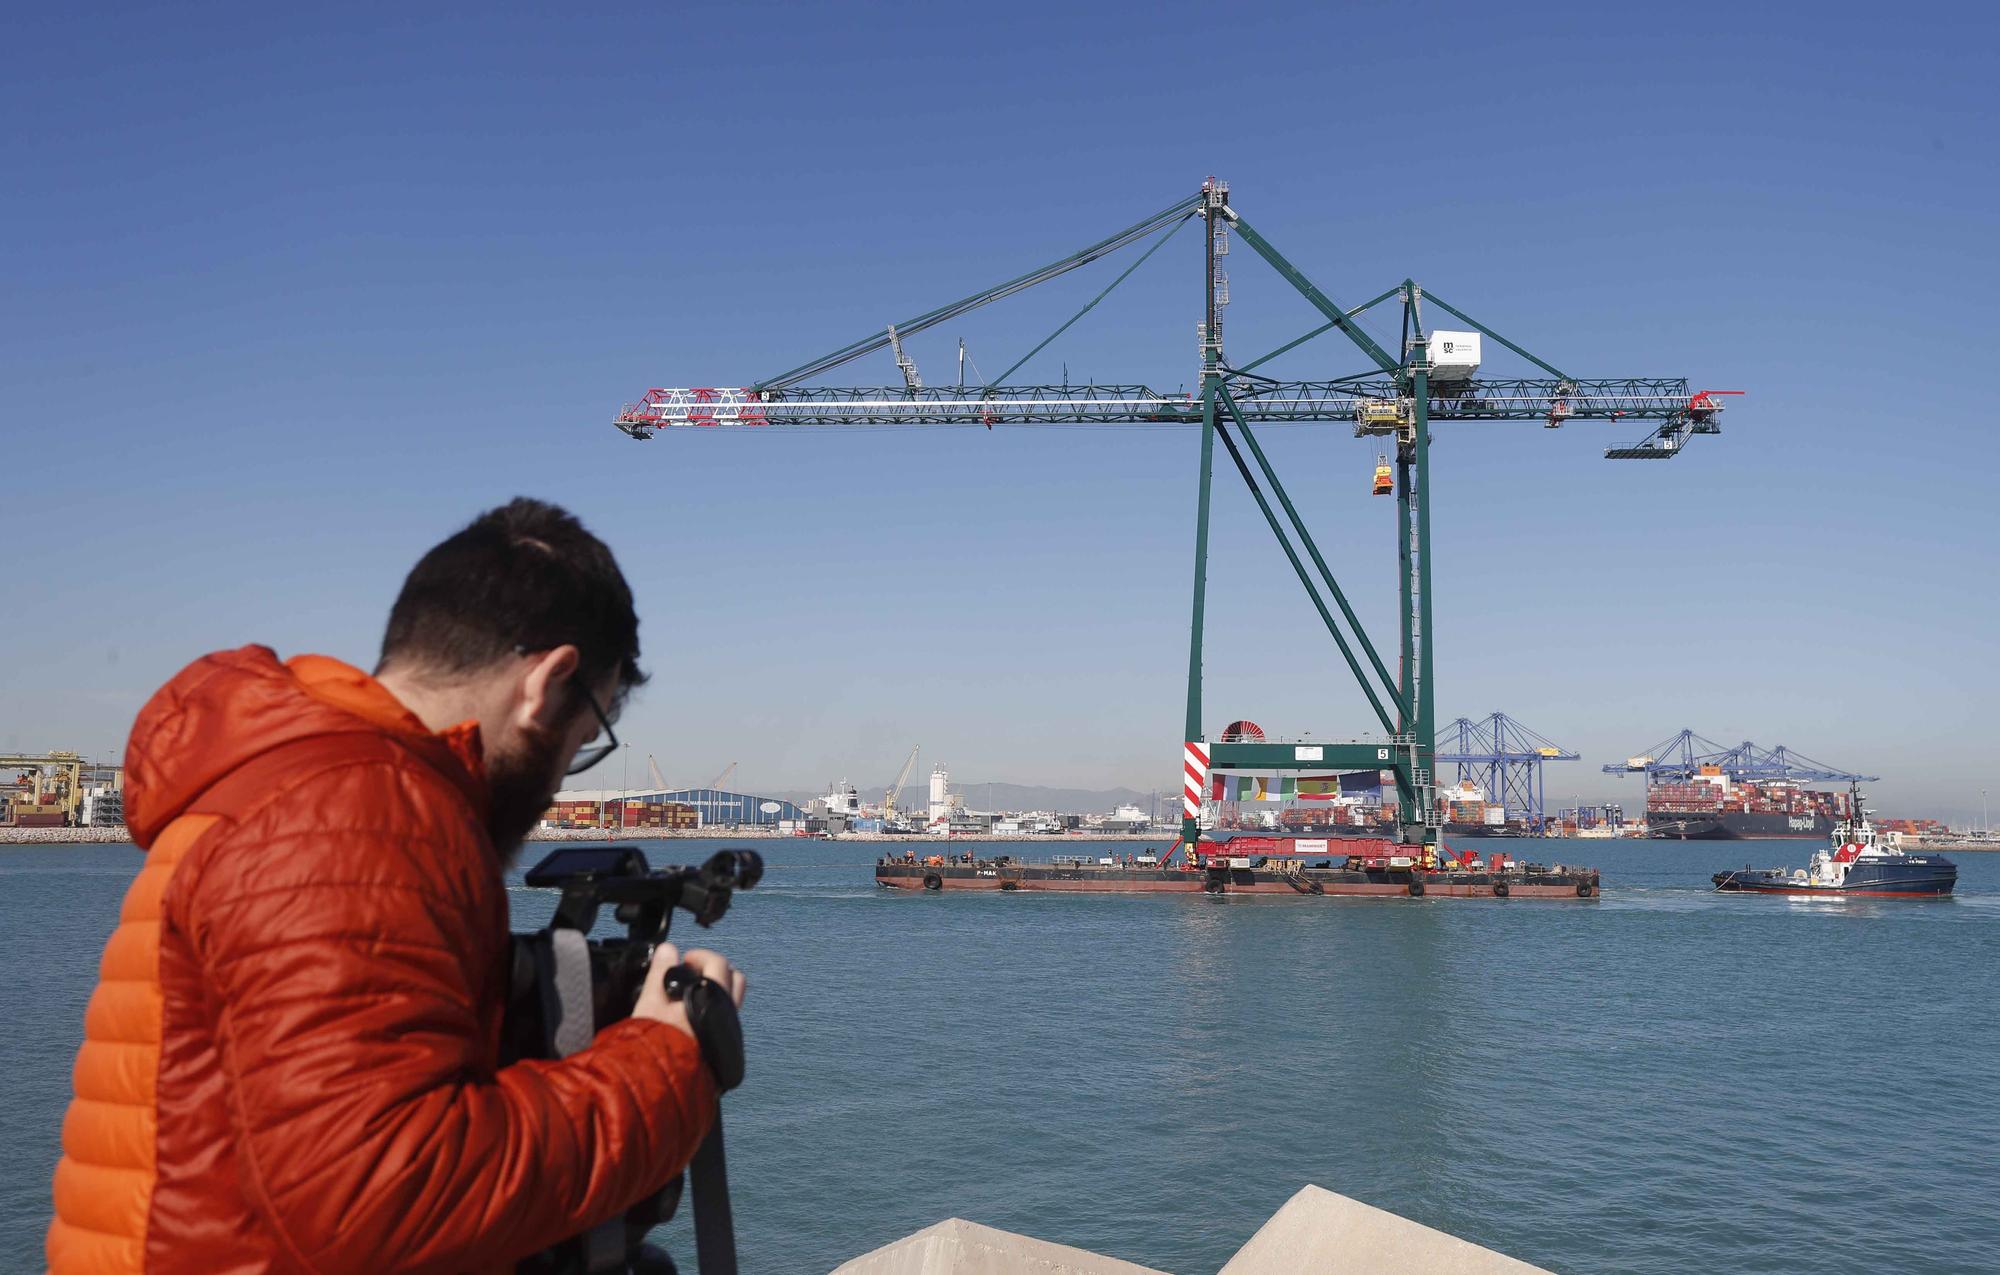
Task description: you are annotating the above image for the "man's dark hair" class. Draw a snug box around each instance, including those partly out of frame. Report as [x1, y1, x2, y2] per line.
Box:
[379, 498, 647, 702]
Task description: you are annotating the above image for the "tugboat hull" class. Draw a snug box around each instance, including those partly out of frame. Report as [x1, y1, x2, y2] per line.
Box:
[1710, 784, 1954, 897]
[1712, 858, 1957, 897]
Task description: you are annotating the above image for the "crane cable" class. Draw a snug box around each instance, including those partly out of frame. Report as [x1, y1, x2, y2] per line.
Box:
[754, 192, 1204, 392]
[985, 211, 1194, 391]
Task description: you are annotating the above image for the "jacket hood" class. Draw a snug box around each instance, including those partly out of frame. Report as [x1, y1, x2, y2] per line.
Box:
[123, 645, 486, 849]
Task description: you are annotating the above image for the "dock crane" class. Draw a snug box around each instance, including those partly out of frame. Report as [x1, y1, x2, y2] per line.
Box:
[1606, 731, 1877, 786]
[2, 751, 119, 826]
[612, 178, 1736, 860]
[882, 745, 921, 827]
[1436, 714, 1579, 833]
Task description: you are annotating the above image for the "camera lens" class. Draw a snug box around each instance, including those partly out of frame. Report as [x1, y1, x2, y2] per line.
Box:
[735, 851, 764, 889]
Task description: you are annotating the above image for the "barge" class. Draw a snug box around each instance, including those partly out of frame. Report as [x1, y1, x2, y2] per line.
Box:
[878, 836, 1599, 899]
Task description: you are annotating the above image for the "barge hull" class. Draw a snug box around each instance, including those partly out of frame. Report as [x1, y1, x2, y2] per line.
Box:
[877, 863, 1598, 899]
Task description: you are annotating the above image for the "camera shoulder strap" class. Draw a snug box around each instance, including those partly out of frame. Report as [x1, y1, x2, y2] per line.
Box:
[689, 1119, 737, 1275]
[538, 928, 627, 1272]
[545, 927, 596, 1059]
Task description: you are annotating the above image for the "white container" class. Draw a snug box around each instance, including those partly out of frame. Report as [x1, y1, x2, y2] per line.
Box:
[1426, 330, 1481, 380]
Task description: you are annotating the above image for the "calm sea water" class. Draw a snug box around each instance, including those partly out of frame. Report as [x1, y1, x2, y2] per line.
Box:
[4, 838, 1997, 1273]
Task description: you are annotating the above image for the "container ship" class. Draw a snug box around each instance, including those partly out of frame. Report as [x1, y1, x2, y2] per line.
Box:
[877, 835, 1599, 899]
[1646, 771, 1849, 840]
[1438, 781, 1527, 838]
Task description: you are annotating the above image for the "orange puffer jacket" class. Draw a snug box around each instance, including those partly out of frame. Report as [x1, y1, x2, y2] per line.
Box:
[48, 647, 716, 1273]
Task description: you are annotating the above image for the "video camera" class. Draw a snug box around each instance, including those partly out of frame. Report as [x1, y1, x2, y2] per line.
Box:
[505, 845, 763, 1275]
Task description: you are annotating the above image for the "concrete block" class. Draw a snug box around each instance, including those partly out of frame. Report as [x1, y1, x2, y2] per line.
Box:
[1218, 1185, 1550, 1275]
[831, 1217, 1169, 1275]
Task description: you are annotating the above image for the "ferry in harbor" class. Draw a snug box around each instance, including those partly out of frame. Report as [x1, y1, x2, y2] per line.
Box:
[1711, 786, 1956, 897]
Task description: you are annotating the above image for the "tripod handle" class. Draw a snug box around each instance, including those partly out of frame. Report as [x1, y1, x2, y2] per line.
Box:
[660, 966, 745, 1091]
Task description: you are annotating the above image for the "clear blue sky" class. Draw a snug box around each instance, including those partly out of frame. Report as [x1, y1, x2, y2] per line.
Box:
[6, 2, 1996, 821]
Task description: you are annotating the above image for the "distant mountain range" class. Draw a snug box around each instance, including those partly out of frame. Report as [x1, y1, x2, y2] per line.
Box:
[768, 782, 1164, 817]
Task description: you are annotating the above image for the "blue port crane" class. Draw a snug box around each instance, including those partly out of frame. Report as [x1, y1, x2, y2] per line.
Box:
[1436, 714, 1578, 832]
[613, 179, 1733, 860]
[1603, 730, 1878, 785]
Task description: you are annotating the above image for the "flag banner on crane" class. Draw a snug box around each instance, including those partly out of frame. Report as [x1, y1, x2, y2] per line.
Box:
[1202, 774, 1396, 801]
[1205, 772, 1395, 801]
[1211, 775, 1273, 801]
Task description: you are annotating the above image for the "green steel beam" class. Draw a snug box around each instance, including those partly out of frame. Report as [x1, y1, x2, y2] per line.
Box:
[1226, 215, 1401, 375]
[1394, 448, 1418, 829]
[1394, 291, 1419, 833]
[1419, 289, 1573, 383]
[1183, 193, 1222, 853]
[1210, 412, 1399, 736]
[1410, 354, 1437, 847]
[1229, 285, 1402, 376]
[1234, 322, 1337, 375]
[1209, 740, 1407, 772]
[1182, 375, 1217, 853]
[1218, 385, 1401, 705]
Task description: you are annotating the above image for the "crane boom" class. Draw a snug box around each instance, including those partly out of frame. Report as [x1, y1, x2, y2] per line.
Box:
[1603, 730, 1878, 784]
[616, 377, 1726, 454]
[883, 745, 920, 820]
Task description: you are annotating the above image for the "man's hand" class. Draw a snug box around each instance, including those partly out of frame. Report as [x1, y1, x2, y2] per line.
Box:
[632, 942, 747, 1042]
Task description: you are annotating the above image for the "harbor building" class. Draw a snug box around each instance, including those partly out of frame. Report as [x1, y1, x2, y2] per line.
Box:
[544, 793, 700, 830]
[548, 787, 808, 829]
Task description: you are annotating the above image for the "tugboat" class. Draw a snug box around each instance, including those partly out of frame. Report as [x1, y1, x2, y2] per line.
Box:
[1712, 784, 1956, 897]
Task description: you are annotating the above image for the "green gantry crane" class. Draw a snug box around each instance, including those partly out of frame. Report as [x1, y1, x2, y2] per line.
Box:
[613, 178, 1735, 861]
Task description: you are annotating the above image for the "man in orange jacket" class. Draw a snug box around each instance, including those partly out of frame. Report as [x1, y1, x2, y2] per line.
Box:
[49, 498, 744, 1273]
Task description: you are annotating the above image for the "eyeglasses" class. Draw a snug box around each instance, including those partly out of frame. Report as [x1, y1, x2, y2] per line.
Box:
[567, 683, 619, 776]
[512, 647, 622, 776]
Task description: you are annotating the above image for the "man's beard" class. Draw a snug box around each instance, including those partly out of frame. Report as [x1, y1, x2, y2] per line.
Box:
[486, 724, 564, 866]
